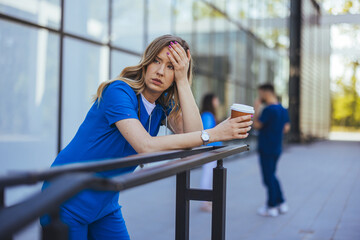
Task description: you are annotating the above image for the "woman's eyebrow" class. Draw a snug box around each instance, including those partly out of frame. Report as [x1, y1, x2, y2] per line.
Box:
[156, 55, 172, 64]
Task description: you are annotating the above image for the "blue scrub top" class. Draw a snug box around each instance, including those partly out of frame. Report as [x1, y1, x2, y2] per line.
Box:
[47, 80, 169, 222]
[258, 104, 289, 155]
[201, 112, 222, 147]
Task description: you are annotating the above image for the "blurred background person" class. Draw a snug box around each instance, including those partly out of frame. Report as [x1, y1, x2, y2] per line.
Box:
[200, 93, 222, 212]
[253, 83, 290, 217]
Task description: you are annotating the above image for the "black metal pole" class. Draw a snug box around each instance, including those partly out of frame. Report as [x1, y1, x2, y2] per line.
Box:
[289, 0, 302, 142]
[57, 0, 65, 153]
[0, 188, 4, 209]
[42, 209, 68, 240]
[211, 160, 227, 240]
[175, 171, 190, 240]
[0, 188, 12, 240]
[144, 0, 148, 49]
[108, 0, 113, 79]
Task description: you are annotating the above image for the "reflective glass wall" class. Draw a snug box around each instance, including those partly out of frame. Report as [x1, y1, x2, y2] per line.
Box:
[1, 0, 290, 167]
[0, 0, 289, 196]
[300, 0, 331, 140]
[0, 0, 290, 237]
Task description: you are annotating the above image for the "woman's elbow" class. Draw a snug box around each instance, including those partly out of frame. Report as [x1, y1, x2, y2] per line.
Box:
[136, 138, 157, 154]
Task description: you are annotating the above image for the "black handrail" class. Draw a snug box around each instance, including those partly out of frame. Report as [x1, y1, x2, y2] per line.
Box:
[0, 146, 221, 188]
[0, 144, 249, 240]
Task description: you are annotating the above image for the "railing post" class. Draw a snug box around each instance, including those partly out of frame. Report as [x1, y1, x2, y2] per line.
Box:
[0, 187, 4, 209]
[211, 159, 227, 240]
[175, 170, 190, 240]
[42, 209, 68, 240]
[0, 187, 12, 240]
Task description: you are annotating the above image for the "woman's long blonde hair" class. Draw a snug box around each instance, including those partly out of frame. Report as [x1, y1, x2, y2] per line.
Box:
[93, 34, 193, 119]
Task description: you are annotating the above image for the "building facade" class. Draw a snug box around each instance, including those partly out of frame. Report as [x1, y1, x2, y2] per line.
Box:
[0, 0, 290, 175]
[300, 0, 331, 140]
[289, 0, 331, 142]
[0, 1, 332, 238]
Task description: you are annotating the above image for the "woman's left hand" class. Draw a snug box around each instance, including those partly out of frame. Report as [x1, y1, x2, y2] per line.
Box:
[167, 41, 191, 84]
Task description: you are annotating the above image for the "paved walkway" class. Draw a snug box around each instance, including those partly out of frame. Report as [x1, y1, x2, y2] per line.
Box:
[12, 140, 360, 240]
[119, 140, 360, 240]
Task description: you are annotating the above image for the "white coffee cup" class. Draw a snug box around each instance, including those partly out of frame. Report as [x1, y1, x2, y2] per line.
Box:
[230, 104, 254, 120]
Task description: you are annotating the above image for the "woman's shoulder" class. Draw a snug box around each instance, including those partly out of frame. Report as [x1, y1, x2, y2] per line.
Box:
[105, 80, 137, 99]
[108, 80, 133, 90]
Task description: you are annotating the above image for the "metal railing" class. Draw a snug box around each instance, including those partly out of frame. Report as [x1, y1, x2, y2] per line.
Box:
[0, 144, 249, 240]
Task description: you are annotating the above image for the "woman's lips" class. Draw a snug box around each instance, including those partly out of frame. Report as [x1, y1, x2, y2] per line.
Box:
[151, 78, 162, 85]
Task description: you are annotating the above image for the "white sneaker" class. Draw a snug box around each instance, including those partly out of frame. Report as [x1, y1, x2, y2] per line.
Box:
[257, 206, 279, 217]
[278, 202, 289, 214]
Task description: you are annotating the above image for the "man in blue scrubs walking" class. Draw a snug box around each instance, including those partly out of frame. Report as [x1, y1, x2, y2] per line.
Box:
[253, 83, 290, 217]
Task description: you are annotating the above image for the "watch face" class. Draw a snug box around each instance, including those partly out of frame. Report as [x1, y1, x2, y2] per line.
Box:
[202, 132, 210, 141]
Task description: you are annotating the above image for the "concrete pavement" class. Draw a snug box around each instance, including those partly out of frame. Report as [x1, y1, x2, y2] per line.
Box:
[120, 140, 360, 240]
[11, 140, 360, 240]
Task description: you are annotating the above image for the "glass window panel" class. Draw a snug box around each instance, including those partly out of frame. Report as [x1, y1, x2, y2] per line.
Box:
[112, 0, 144, 53]
[147, 0, 172, 44]
[227, 0, 239, 22]
[212, 0, 226, 12]
[192, 75, 213, 105]
[62, 37, 109, 147]
[194, 1, 212, 69]
[64, 0, 109, 42]
[235, 85, 247, 106]
[174, 0, 193, 47]
[213, 13, 227, 80]
[224, 81, 236, 114]
[0, 19, 59, 173]
[0, 0, 61, 29]
[228, 30, 237, 79]
[111, 51, 141, 79]
[227, 0, 249, 27]
[237, 30, 247, 84]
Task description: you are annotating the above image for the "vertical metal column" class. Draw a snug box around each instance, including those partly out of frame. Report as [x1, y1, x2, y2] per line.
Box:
[108, 0, 113, 79]
[175, 170, 190, 240]
[57, 0, 65, 153]
[0, 188, 12, 240]
[0, 188, 4, 209]
[211, 160, 227, 240]
[144, 0, 149, 49]
[289, 0, 302, 142]
[42, 209, 68, 240]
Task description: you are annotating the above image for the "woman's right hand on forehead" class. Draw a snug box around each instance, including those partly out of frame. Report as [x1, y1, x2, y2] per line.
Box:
[166, 41, 190, 84]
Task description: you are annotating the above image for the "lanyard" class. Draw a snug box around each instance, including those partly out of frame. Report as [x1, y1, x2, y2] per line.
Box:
[137, 94, 169, 169]
[137, 94, 169, 135]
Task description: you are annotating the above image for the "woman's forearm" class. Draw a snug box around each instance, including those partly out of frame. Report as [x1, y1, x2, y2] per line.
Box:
[144, 126, 228, 153]
[143, 131, 203, 153]
[116, 116, 252, 154]
[176, 80, 203, 132]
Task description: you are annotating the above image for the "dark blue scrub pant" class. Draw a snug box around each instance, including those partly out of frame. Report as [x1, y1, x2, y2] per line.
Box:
[42, 207, 130, 240]
[259, 152, 285, 207]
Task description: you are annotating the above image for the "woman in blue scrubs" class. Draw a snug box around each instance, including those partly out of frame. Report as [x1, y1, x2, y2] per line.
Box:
[42, 35, 253, 239]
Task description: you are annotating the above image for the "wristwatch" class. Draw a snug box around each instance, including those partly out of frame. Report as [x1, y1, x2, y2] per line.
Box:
[201, 130, 210, 145]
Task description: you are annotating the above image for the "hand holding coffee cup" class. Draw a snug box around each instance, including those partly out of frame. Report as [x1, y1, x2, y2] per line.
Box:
[230, 104, 254, 120]
[206, 103, 254, 142]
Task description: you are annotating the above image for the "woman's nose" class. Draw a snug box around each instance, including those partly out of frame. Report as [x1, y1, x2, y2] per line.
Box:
[156, 64, 165, 76]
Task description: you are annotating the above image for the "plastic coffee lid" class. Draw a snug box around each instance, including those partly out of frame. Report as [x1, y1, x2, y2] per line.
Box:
[231, 104, 254, 113]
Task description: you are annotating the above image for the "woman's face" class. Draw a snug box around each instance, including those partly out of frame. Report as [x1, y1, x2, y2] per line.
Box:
[144, 47, 175, 94]
[212, 97, 220, 109]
